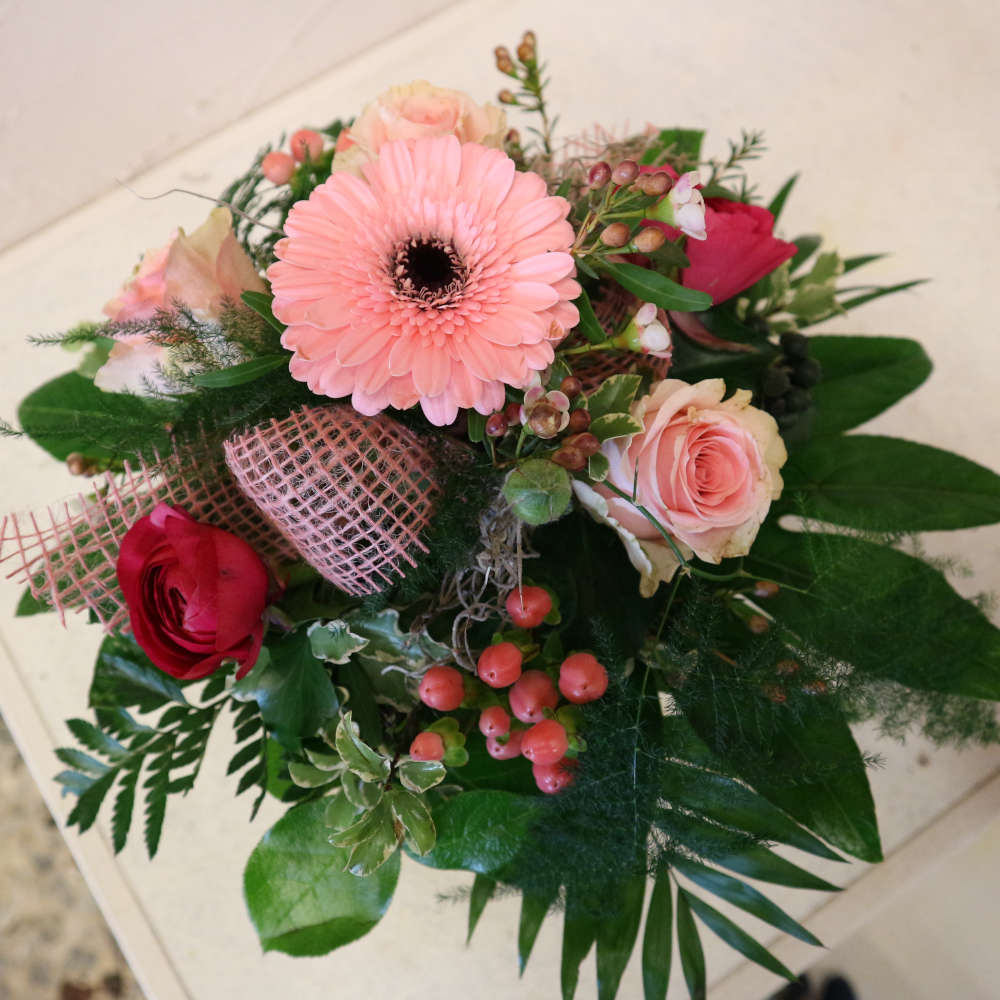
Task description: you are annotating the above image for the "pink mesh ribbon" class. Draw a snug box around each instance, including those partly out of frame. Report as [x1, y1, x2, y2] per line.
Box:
[223, 405, 439, 596]
[0, 444, 296, 631]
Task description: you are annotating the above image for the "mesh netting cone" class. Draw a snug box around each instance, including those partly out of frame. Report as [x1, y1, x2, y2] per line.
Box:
[0, 441, 296, 631]
[223, 405, 440, 596]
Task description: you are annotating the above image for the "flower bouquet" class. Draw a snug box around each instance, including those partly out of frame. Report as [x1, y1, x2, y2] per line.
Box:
[4, 31, 1000, 999]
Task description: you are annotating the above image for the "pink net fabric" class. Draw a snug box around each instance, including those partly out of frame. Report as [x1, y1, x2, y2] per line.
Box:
[223, 405, 440, 597]
[0, 444, 296, 631]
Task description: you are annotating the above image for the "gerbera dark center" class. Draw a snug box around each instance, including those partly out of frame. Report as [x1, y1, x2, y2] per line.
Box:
[393, 237, 467, 307]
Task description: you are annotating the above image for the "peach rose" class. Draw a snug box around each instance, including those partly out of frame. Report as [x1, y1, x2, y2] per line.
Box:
[96, 207, 265, 394]
[575, 379, 786, 595]
[331, 80, 506, 175]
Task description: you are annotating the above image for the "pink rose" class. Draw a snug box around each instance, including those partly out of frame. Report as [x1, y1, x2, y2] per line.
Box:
[576, 379, 786, 593]
[96, 207, 265, 394]
[331, 80, 506, 175]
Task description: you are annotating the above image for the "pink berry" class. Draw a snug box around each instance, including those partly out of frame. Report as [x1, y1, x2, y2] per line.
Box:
[486, 729, 524, 760]
[508, 670, 559, 724]
[521, 719, 569, 765]
[532, 758, 577, 795]
[505, 585, 553, 628]
[477, 642, 523, 688]
[410, 731, 445, 761]
[290, 128, 324, 162]
[261, 150, 295, 185]
[418, 665, 465, 711]
[479, 705, 511, 737]
[558, 653, 609, 704]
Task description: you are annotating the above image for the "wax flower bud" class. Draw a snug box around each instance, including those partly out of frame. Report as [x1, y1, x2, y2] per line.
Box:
[613, 302, 673, 359]
[646, 171, 707, 241]
[521, 386, 571, 438]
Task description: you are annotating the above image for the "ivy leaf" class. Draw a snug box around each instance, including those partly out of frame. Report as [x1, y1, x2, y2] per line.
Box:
[245, 800, 400, 956]
[589, 412, 643, 443]
[601, 260, 712, 313]
[587, 374, 642, 421]
[504, 459, 573, 525]
[308, 620, 370, 664]
[232, 632, 339, 752]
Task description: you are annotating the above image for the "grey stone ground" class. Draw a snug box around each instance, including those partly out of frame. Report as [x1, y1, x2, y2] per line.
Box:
[0, 716, 142, 1000]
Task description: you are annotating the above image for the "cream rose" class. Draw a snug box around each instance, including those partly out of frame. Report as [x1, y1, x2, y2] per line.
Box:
[331, 80, 506, 175]
[575, 379, 786, 594]
[96, 207, 265, 394]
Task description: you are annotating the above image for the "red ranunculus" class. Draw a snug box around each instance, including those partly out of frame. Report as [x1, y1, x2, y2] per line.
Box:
[639, 165, 797, 305]
[117, 502, 270, 680]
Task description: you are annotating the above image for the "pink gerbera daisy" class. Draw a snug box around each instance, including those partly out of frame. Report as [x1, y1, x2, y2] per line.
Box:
[268, 135, 580, 425]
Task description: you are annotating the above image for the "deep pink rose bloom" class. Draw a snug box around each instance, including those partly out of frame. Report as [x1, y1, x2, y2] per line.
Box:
[117, 503, 270, 680]
[639, 165, 797, 305]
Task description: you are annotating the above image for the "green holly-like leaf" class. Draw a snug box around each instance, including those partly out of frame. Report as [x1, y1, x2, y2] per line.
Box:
[504, 459, 573, 525]
[589, 412, 643, 443]
[334, 713, 391, 783]
[587, 453, 610, 483]
[244, 799, 399, 956]
[587, 374, 643, 421]
[308, 620, 370, 664]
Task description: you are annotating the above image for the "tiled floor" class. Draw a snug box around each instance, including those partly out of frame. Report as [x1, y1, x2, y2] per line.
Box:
[0, 716, 141, 1000]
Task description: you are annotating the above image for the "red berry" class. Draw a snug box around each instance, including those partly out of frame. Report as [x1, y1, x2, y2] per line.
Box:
[418, 665, 465, 711]
[521, 719, 569, 765]
[508, 670, 559, 724]
[505, 585, 553, 628]
[477, 642, 523, 688]
[486, 729, 524, 760]
[485, 412, 508, 437]
[261, 150, 295, 185]
[290, 128, 324, 162]
[503, 401, 523, 424]
[478, 705, 511, 737]
[558, 653, 609, 704]
[410, 731, 445, 761]
[532, 757, 577, 794]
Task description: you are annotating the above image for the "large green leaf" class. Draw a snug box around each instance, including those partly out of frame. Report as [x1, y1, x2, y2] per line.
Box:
[244, 800, 399, 956]
[561, 888, 599, 1000]
[418, 790, 539, 875]
[807, 335, 931, 436]
[232, 631, 339, 752]
[781, 435, 1000, 531]
[504, 459, 573, 526]
[17, 370, 170, 460]
[641, 874, 673, 1000]
[676, 890, 706, 1000]
[746, 527, 1000, 701]
[596, 874, 646, 1000]
[601, 260, 713, 313]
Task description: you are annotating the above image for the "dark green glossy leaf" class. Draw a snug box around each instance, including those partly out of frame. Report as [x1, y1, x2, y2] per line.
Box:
[574, 288, 608, 344]
[642, 875, 672, 1000]
[674, 858, 821, 946]
[781, 435, 1000, 531]
[676, 890, 706, 1000]
[808, 335, 931, 436]
[240, 290, 285, 333]
[519, 888, 556, 975]
[191, 355, 288, 388]
[602, 260, 713, 312]
[467, 874, 496, 944]
[596, 874, 645, 1000]
[244, 799, 399, 956]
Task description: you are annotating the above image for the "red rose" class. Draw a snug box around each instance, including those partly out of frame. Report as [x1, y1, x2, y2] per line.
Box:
[117, 502, 270, 680]
[639, 165, 797, 305]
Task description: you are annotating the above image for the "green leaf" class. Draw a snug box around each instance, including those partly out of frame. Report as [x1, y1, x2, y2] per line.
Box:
[835, 279, 928, 314]
[788, 235, 822, 274]
[467, 410, 487, 443]
[587, 452, 610, 482]
[191, 355, 288, 388]
[333, 801, 402, 876]
[55, 747, 110, 777]
[244, 799, 399, 956]
[143, 746, 171, 858]
[561, 889, 599, 1000]
[15, 588, 52, 616]
[842, 253, 887, 274]
[767, 174, 798, 225]
[596, 874, 645, 1000]
[781, 435, 1000, 531]
[642, 875, 673, 1000]
[746, 526, 1000, 701]
[807, 335, 932, 436]
[308, 620, 369, 664]
[17, 370, 170, 461]
[519, 889, 556, 975]
[232, 632, 339, 752]
[66, 769, 116, 833]
[676, 890, 707, 1000]
[574, 289, 608, 344]
[341, 771, 383, 809]
[66, 719, 127, 761]
[640, 127, 705, 165]
[111, 760, 140, 853]
[589, 412, 643, 443]
[419, 790, 539, 875]
[397, 759, 447, 794]
[683, 890, 796, 981]
[673, 858, 822, 946]
[240, 290, 285, 333]
[89, 635, 188, 713]
[287, 761, 338, 788]
[587, 374, 642, 421]
[504, 459, 573, 525]
[467, 874, 496, 944]
[333, 713, 390, 783]
[387, 788, 436, 856]
[601, 260, 713, 313]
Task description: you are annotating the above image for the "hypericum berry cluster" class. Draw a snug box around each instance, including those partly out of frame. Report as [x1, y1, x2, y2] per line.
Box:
[760, 332, 824, 432]
[586, 159, 674, 253]
[415, 585, 609, 794]
[260, 128, 326, 185]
